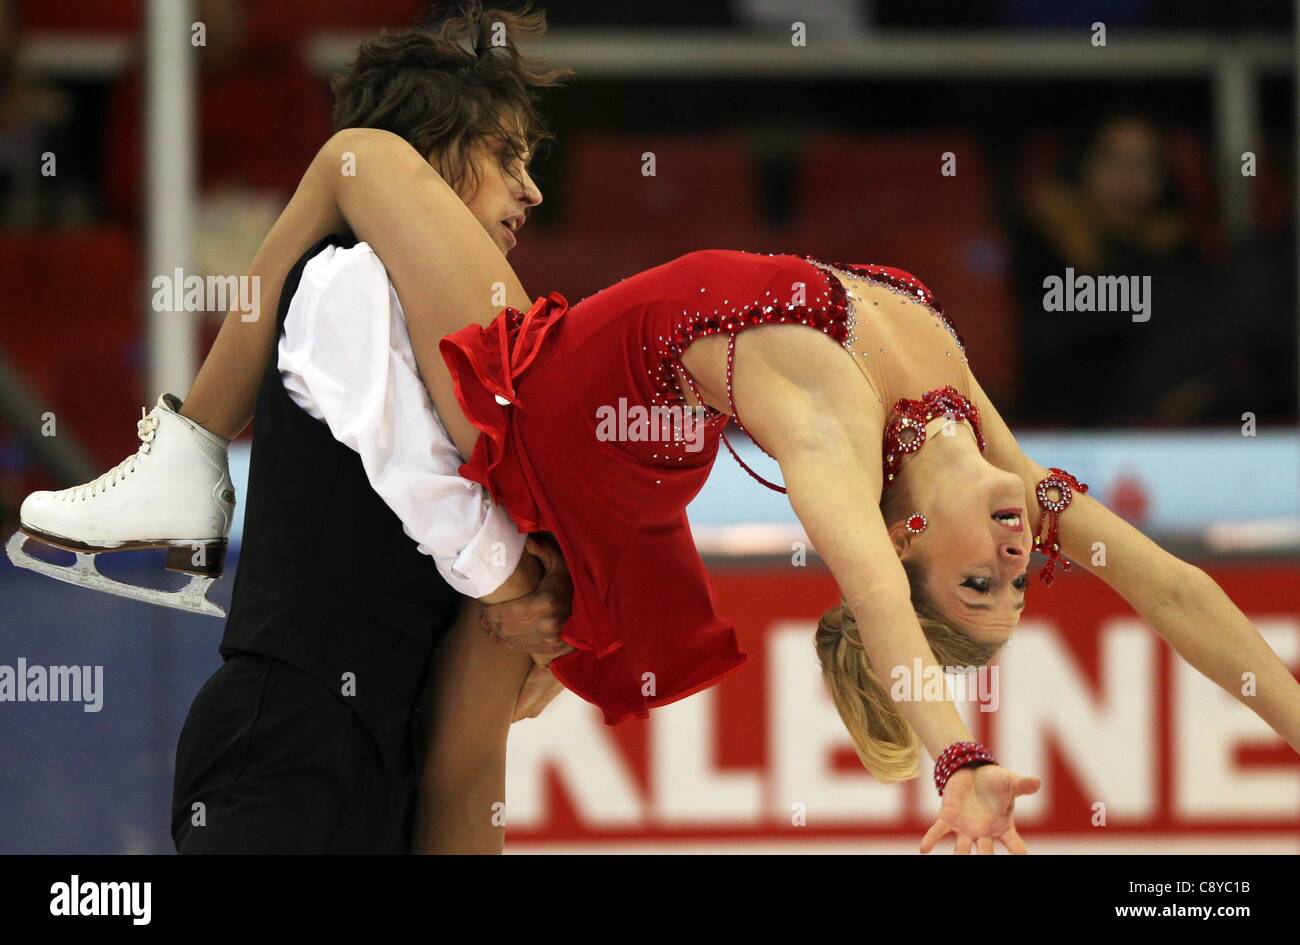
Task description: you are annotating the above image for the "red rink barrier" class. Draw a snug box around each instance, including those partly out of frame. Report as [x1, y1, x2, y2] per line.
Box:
[505, 562, 1300, 853]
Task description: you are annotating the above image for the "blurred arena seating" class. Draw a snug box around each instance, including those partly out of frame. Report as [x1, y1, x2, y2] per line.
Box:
[511, 130, 1020, 401]
[790, 132, 1016, 400]
[0, 228, 141, 469]
[511, 131, 773, 301]
[563, 133, 766, 252]
[792, 132, 996, 244]
[1, 0, 1293, 490]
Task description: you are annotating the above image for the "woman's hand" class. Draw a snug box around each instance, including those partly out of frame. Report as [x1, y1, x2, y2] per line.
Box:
[919, 765, 1041, 855]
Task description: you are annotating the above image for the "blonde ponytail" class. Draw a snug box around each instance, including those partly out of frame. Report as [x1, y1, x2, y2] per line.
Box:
[815, 602, 920, 781]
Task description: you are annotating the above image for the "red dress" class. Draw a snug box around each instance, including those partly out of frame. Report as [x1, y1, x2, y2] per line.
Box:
[439, 250, 960, 724]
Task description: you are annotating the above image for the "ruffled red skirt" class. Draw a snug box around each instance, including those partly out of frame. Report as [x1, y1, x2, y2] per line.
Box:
[439, 266, 754, 724]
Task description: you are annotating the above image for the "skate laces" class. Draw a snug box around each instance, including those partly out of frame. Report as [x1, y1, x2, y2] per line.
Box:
[66, 408, 162, 501]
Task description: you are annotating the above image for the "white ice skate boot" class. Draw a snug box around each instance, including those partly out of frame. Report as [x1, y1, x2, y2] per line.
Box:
[7, 393, 235, 617]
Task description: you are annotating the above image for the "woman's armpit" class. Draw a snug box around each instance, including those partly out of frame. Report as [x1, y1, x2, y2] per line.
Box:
[745, 327, 886, 459]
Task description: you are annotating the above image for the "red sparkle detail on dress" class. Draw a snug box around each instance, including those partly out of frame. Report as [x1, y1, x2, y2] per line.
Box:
[799, 255, 967, 350]
[651, 256, 854, 414]
[881, 386, 985, 490]
[653, 254, 972, 495]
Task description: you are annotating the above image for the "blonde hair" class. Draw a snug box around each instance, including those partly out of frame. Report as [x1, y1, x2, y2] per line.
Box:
[814, 559, 1003, 782]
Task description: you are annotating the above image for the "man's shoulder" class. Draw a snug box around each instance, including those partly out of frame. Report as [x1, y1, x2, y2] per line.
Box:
[282, 239, 395, 336]
[300, 238, 390, 291]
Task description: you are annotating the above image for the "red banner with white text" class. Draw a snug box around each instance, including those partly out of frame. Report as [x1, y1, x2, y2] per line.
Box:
[505, 562, 1300, 853]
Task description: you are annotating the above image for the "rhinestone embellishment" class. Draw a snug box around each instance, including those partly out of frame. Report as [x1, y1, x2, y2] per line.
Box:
[881, 386, 986, 490]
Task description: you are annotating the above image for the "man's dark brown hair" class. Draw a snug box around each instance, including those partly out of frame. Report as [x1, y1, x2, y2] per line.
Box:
[331, 1, 571, 195]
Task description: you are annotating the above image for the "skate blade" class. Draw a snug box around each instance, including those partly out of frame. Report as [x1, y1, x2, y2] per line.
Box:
[5, 531, 226, 618]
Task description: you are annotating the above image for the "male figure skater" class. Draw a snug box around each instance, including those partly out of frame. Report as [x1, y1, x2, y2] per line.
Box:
[171, 8, 571, 854]
[14, 5, 573, 853]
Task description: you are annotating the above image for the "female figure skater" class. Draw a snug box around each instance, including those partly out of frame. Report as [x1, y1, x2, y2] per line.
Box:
[215, 128, 1300, 854]
[22, 127, 1300, 853]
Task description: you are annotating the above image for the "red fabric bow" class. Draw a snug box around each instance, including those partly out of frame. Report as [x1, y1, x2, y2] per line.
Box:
[438, 292, 571, 529]
[483, 291, 570, 409]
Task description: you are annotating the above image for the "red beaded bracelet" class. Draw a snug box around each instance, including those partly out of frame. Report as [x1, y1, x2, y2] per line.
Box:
[1033, 467, 1088, 586]
[933, 740, 997, 795]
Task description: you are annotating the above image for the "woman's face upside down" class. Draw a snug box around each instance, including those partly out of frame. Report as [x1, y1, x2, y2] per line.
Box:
[890, 423, 1034, 645]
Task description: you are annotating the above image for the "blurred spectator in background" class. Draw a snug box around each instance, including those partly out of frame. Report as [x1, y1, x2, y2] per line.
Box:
[1014, 113, 1210, 424]
[1024, 115, 1195, 275]
[1206, 134, 1298, 423]
[103, 0, 331, 311]
[1014, 112, 1296, 425]
[0, 0, 87, 227]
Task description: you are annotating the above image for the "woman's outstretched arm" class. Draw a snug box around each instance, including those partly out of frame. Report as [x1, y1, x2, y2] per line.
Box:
[735, 330, 1039, 853]
[968, 372, 1300, 753]
[725, 329, 978, 753]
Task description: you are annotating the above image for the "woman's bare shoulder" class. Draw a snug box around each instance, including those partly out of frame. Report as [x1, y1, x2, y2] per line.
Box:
[738, 325, 887, 458]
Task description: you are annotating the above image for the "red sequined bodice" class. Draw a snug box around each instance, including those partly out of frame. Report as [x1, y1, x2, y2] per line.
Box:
[652, 252, 974, 494]
[651, 255, 964, 417]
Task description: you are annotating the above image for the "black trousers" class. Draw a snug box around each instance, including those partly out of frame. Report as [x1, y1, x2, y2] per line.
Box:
[172, 653, 419, 854]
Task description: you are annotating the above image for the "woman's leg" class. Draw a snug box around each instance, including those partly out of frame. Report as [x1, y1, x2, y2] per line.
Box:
[180, 309, 277, 440]
[183, 129, 528, 455]
[180, 165, 347, 439]
[321, 129, 533, 459]
[413, 598, 533, 854]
